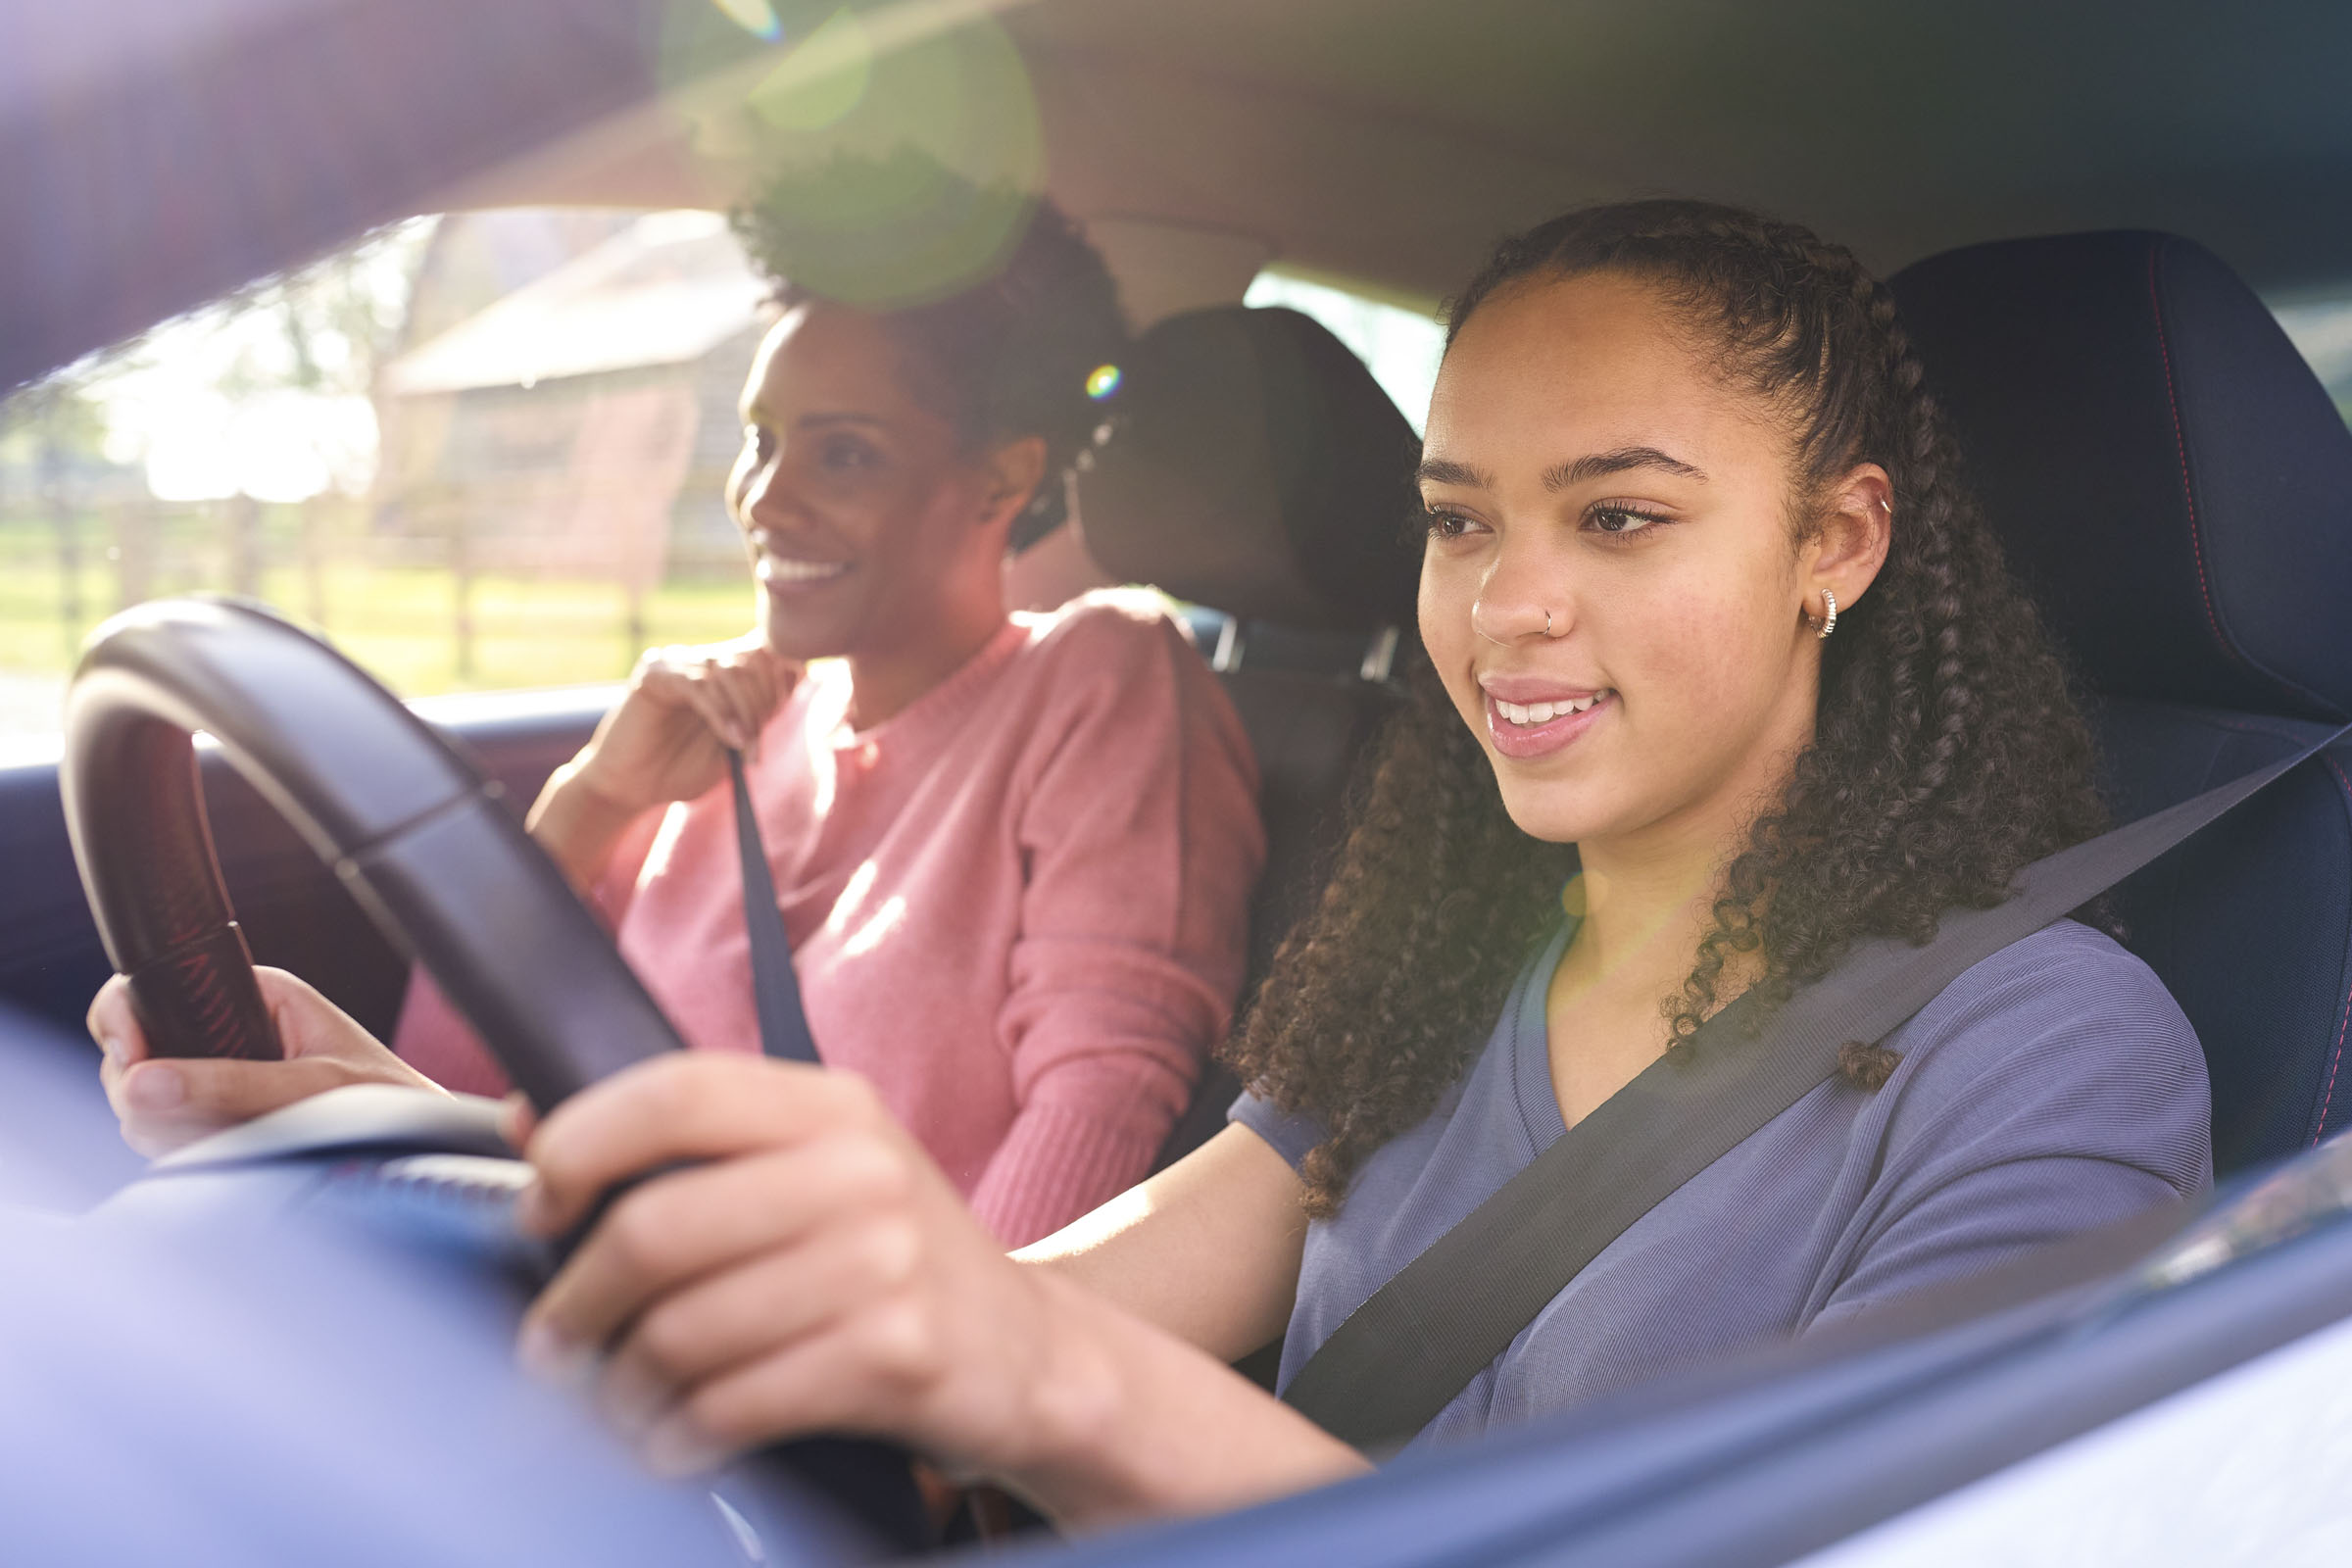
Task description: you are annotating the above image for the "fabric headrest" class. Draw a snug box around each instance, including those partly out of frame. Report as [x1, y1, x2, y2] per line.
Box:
[1075, 305, 1423, 635]
[1890, 230, 2352, 722]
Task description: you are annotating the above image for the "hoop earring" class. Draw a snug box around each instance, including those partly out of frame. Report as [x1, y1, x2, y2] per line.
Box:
[1814, 588, 1838, 640]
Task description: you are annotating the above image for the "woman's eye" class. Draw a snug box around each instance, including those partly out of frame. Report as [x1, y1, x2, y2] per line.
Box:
[1424, 508, 1481, 539]
[821, 435, 878, 472]
[1587, 505, 1668, 537]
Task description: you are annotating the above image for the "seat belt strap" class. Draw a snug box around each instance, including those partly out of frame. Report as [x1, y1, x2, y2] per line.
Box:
[1281, 720, 2352, 1451]
[728, 749, 820, 1064]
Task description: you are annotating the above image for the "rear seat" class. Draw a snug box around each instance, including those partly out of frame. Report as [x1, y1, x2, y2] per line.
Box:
[1076, 304, 1424, 1162]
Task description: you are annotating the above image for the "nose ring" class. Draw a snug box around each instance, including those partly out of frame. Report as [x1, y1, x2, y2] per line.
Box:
[1474, 605, 1561, 644]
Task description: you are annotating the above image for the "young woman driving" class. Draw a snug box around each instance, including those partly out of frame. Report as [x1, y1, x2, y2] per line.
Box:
[91, 201, 2210, 1525]
[92, 172, 1266, 1250]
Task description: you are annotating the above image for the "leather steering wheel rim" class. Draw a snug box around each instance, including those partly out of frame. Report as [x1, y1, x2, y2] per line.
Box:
[59, 595, 684, 1108]
[60, 597, 935, 1556]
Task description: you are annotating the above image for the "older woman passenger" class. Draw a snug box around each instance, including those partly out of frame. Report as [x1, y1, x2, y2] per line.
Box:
[96, 167, 1265, 1249]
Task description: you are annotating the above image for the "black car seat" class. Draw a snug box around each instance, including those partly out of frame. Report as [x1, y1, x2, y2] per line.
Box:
[1890, 231, 2352, 1175]
[1076, 305, 1423, 1163]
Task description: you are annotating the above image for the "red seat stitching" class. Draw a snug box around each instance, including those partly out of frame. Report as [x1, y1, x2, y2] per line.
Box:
[2147, 244, 2238, 665]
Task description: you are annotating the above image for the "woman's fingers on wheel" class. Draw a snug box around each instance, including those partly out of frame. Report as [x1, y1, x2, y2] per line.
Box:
[519, 1055, 882, 1237]
[636, 1306, 942, 1476]
[591, 1216, 924, 1436]
[85, 974, 149, 1070]
[249, 964, 416, 1075]
[523, 1134, 904, 1369]
[104, 1054, 361, 1155]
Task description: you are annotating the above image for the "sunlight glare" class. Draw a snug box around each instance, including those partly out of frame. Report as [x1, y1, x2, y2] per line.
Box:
[709, 0, 784, 42]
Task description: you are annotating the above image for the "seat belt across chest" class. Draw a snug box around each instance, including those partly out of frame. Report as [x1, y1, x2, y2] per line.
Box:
[1280, 721, 2352, 1451]
[728, 748, 820, 1064]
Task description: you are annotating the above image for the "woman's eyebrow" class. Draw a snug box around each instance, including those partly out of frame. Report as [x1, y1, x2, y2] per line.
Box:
[1416, 448, 1707, 491]
[1417, 457, 1494, 489]
[1544, 446, 1707, 489]
[734, 403, 895, 429]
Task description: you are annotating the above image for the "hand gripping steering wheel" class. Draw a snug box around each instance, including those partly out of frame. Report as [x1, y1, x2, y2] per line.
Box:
[59, 597, 927, 1556]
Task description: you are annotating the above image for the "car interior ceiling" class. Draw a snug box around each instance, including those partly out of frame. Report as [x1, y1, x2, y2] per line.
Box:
[18, 1, 2352, 392]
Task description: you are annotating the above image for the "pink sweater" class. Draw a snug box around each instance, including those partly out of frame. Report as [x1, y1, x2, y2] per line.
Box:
[393, 594, 1265, 1246]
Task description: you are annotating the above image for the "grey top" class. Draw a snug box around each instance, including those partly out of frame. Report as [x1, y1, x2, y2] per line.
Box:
[1231, 917, 2212, 1450]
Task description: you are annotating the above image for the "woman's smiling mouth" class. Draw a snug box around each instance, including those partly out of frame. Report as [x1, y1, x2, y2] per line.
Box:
[1480, 679, 1616, 760]
[1493, 693, 1605, 725]
[758, 556, 852, 585]
[748, 527, 853, 590]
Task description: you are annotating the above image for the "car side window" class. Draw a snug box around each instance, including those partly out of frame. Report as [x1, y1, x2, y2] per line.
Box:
[2271, 294, 2352, 424]
[1244, 269, 1445, 435]
[0, 207, 763, 752]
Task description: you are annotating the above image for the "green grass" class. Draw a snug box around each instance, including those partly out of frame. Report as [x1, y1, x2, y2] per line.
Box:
[0, 549, 757, 701]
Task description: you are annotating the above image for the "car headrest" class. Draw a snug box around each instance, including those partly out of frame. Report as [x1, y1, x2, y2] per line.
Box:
[1890, 231, 2352, 722]
[1076, 305, 1423, 636]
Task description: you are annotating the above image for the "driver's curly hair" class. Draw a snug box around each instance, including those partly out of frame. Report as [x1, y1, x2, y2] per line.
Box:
[1226, 199, 2110, 1217]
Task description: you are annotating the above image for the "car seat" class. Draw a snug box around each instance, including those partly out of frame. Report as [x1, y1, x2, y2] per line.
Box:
[1076, 305, 1423, 1162]
[1890, 231, 2352, 1174]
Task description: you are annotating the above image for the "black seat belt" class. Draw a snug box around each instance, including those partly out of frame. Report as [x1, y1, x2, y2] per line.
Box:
[724, 749, 945, 1552]
[727, 748, 820, 1064]
[1281, 721, 2352, 1452]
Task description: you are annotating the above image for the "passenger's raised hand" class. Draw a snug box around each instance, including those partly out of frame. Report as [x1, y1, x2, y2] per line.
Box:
[513, 1054, 1085, 1487]
[527, 637, 799, 890]
[90, 966, 441, 1157]
[572, 638, 798, 813]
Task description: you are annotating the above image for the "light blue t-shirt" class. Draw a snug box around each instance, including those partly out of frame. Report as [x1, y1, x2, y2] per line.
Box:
[1231, 917, 2212, 1450]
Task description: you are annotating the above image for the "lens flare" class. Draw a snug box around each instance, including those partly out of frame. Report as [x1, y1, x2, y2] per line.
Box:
[750, 7, 870, 130]
[710, 0, 784, 42]
[1086, 364, 1122, 401]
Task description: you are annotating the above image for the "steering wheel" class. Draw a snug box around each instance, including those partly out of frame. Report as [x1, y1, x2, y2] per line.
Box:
[58, 596, 928, 1557]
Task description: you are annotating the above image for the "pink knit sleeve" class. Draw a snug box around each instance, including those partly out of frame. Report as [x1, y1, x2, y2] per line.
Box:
[966, 608, 1265, 1247]
[387, 803, 668, 1097]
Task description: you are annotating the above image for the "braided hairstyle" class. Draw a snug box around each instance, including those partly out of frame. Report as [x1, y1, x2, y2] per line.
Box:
[1226, 199, 2109, 1217]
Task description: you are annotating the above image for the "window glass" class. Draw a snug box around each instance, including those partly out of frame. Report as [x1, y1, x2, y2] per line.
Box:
[2272, 296, 2352, 423]
[1243, 270, 1445, 434]
[0, 207, 767, 744]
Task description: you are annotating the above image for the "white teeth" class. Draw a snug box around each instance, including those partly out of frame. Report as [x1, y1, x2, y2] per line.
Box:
[761, 557, 850, 582]
[1494, 692, 1608, 726]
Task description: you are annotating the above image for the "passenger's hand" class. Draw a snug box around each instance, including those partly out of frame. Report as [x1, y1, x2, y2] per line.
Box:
[513, 1055, 1084, 1483]
[569, 637, 799, 818]
[89, 966, 442, 1157]
[527, 637, 798, 891]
